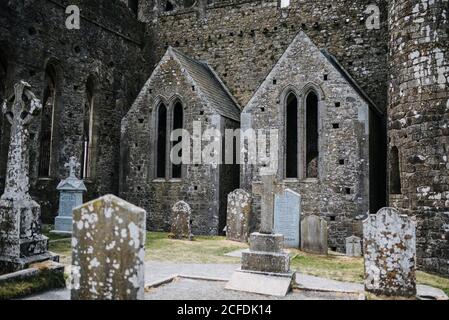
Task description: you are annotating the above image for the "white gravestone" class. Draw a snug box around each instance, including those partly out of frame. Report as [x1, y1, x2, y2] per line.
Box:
[274, 189, 301, 248]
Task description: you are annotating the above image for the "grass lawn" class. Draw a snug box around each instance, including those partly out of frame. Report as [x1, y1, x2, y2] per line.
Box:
[47, 231, 449, 296]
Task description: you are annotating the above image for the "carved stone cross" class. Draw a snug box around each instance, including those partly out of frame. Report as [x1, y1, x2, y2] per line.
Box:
[1, 81, 42, 201]
[65, 156, 80, 178]
[252, 169, 284, 234]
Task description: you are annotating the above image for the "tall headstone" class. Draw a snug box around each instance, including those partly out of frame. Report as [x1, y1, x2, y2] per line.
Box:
[226, 172, 295, 297]
[345, 235, 362, 257]
[274, 189, 301, 248]
[52, 156, 87, 235]
[226, 189, 252, 243]
[71, 195, 146, 300]
[0, 81, 53, 274]
[301, 215, 328, 255]
[363, 207, 416, 297]
[169, 201, 193, 240]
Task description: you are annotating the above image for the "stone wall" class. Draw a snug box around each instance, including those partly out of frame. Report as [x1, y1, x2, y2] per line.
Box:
[120, 52, 240, 235]
[0, 0, 150, 222]
[240, 32, 372, 252]
[388, 0, 449, 276]
[142, 0, 389, 110]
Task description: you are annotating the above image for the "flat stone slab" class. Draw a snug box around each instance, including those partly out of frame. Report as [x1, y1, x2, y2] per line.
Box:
[225, 269, 294, 297]
[296, 274, 364, 293]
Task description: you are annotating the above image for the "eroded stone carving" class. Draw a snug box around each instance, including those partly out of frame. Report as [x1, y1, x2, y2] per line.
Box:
[71, 195, 146, 300]
[0, 81, 52, 274]
[226, 189, 252, 243]
[169, 200, 193, 240]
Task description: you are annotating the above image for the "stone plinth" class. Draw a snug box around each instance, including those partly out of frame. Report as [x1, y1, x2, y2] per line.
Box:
[0, 199, 52, 274]
[363, 207, 417, 297]
[226, 232, 294, 296]
[71, 195, 146, 300]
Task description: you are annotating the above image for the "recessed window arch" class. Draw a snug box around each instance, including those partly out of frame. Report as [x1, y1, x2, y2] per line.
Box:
[390, 146, 401, 194]
[165, 1, 174, 11]
[128, 0, 138, 16]
[171, 100, 184, 179]
[285, 91, 298, 178]
[305, 90, 319, 178]
[81, 75, 97, 179]
[38, 63, 58, 177]
[156, 102, 168, 179]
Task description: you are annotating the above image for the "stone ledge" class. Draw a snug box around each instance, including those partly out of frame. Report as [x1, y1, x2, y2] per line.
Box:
[242, 250, 290, 273]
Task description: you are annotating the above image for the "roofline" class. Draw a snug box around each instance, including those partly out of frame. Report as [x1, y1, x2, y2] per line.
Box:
[320, 49, 384, 117]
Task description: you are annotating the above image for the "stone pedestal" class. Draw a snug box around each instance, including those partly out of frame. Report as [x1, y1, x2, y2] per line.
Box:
[52, 171, 87, 235]
[226, 232, 294, 297]
[0, 198, 53, 274]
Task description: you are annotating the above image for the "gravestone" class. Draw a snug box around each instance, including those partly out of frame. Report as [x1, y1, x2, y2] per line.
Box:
[345, 235, 362, 257]
[71, 195, 146, 300]
[226, 171, 295, 297]
[226, 189, 252, 242]
[363, 207, 416, 297]
[0, 81, 55, 274]
[274, 189, 301, 248]
[52, 156, 87, 235]
[169, 201, 193, 240]
[301, 215, 328, 255]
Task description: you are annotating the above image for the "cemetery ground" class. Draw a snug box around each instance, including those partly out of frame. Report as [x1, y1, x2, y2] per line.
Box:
[4, 227, 447, 300]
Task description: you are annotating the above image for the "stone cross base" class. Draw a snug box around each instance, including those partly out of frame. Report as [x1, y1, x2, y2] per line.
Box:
[225, 232, 295, 296]
[0, 199, 53, 274]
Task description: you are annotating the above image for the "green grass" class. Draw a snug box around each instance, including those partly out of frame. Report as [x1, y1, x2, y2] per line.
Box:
[290, 250, 364, 283]
[48, 231, 449, 296]
[0, 270, 66, 300]
[145, 232, 246, 264]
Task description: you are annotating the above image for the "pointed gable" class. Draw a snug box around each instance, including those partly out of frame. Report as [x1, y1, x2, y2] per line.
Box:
[244, 31, 382, 116]
[170, 48, 241, 121]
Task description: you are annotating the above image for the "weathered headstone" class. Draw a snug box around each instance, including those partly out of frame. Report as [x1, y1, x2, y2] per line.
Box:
[345, 235, 362, 257]
[274, 189, 301, 248]
[301, 215, 328, 255]
[71, 195, 146, 300]
[226, 189, 252, 242]
[363, 207, 416, 297]
[0, 81, 54, 274]
[226, 171, 295, 297]
[52, 156, 87, 235]
[169, 201, 193, 240]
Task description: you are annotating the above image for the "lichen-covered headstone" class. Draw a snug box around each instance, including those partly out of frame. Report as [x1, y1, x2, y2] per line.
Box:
[0, 81, 52, 274]
[53, 156, 87, 235]
[301, 215, 328, 255]
[169, 201, 193, 240]
[71, 195, 146, 300]
[363, 207, 416, 297]
[345, 235, 362, 257]
[226, 189, 252, 242]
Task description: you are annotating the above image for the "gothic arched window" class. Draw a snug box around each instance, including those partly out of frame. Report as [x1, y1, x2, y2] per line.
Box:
[305, 91, 319, 178]
[81, 76, 96, 179]
[390, 146, 401, 194]
[285, 92, 298, 178]
[156, 103, 167, 179]
[171, 101, 183, 179]
[38, 64, 57, 177]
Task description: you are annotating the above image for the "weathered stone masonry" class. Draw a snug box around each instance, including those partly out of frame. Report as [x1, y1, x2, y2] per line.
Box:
[388, 0, 449, 276]
[0, 0, 151, 222]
